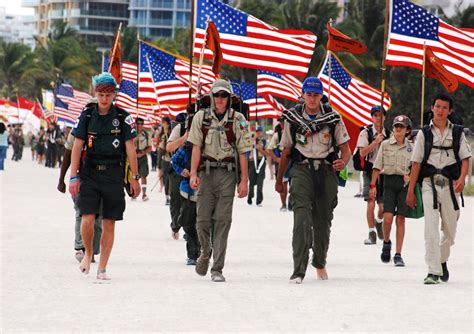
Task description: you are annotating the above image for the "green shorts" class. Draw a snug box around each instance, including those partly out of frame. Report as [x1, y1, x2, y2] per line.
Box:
[382, 175, 409, 216]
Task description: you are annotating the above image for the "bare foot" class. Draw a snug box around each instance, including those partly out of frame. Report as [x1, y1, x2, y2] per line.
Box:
[316, 268, 328, 280]
[172, 231, 179, 240]
[79, 256, 92, 274]
[96, 269, 111, 280]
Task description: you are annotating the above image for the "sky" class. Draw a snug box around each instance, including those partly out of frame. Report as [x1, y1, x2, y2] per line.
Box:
[0, 0, 34, 15]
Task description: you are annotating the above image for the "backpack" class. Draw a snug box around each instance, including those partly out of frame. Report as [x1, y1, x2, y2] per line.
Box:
[352, 124, 391, 172]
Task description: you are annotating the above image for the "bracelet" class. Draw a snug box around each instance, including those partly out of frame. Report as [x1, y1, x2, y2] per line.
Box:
[70, 176, 80, 183]
[369, 184, 376, 189]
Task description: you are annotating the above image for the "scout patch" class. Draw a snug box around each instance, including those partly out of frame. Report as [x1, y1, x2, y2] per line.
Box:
[112, 138, 120, 148]
[111, 129, 121, 134]
[74, 118, 80, 129]
[295, 133, 307, 145]
[112, 118, 120, 127]
[124, 115, 135, 126]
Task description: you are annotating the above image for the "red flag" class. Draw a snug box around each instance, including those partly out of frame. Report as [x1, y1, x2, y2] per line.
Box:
[17, 96, 43, 119]
[108, 25, 122, 85]
[205, 21, 223, 75]
[327, 23, 367, 55]
[425, 46, 458, 93]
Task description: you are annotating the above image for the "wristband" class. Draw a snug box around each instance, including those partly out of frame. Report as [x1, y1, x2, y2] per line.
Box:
[369, 184, 376, 189]
[70, 176, 79, 183]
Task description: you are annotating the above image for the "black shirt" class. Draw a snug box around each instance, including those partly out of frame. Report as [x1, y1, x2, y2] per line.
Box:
[72, 105, 137, 165]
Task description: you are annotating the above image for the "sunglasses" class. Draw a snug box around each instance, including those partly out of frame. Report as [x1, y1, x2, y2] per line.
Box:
[213, 92, 230, 98]
[393, 124, 406, 128]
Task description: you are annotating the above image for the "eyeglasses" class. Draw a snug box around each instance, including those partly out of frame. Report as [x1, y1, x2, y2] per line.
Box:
[213, 92, 230, 98]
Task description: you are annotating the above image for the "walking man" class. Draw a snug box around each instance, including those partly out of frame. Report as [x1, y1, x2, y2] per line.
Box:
[407, 94, 471, 284]
[188, 79, 252, 282]
[134, 117, 152, 201]
[69, 73, 140, 280]
[247, 126, 267, 207]
[276, 77, 351, 283]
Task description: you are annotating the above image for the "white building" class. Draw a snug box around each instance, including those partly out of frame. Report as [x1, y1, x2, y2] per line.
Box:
[0, 7, 36, 49]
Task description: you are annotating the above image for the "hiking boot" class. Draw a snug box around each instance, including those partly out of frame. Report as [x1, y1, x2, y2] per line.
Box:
[375, 221, 384, 240]
[393, 253, 405, 267]
[280, 205, 287, 212]
[211, 272, 226, 282]
[75, 249, 84, 263]
[441, 262, 449, 282]
[424, 274, 440, 284]
[186, 258, 197, 266]
[364, 231, 377, 245]
[289, 274, 303, 284]
[381, 240, 392, 263]
[195, 256, 210, 276]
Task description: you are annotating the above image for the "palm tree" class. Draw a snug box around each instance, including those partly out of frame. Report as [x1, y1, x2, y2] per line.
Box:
[0, 40, 33, 99]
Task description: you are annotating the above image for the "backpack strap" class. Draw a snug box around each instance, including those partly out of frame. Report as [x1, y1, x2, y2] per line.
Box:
[421, 125, 433, 167]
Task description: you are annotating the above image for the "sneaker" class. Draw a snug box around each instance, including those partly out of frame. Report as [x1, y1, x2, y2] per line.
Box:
[441, 262, 449, 282]
[186, 258, 197, 266]
[381, 240, 392, 263]
[195, 256, 210, 276]
[364, 231, 377, 245]
[280, 205, 287, 212]
[247, 198, 252, 205]
[211, 272, 226, 282]
[393, 253, 405, 267]
[75, 249, 84, 263]
[142, 195, 149, 201]
[424, 274, 440, 284]
[289, 274, 303, 284]
[256, 203, 262, 207]
[375, 221, 384, 240]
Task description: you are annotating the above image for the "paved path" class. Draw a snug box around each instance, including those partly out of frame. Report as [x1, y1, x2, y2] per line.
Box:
[1, 155, 472, 332]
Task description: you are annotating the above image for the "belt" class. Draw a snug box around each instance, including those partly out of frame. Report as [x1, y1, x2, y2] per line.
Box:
[199, 160, 235, 173]
[297, 159, 333, 171]
[88, 163, 122, 171]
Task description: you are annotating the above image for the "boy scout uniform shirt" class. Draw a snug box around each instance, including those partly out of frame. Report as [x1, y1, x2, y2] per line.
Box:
[72, 105, 137, 165]
[249, 136, 266, 161]
[279, 108, 350, 158]
[187, 108, 252, 160]
[373, 137, 413, 176]
[159, 132, 171, 161]
[356, 126, 387, 164]
[411, 120, 472, 168]
[267, 132, 280, 151]
[135, 130, 150, 152]
[168, 124, 183, 143]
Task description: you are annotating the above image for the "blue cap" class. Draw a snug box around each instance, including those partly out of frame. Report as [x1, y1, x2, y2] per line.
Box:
[302, 77, 323, 94]
[175, 112, 187, 123]
[256, 126, 263, 132]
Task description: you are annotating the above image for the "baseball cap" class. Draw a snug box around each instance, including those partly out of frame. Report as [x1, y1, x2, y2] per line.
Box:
[211, 79, 233, 95]
[392, 115, 411, 128]
[370, 105, 386, 116]
[175, 112, 187, 123]
[302, 77, 323, 95]
[256, 126, 263, 132]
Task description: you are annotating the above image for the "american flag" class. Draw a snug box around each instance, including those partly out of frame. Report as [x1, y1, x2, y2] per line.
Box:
[54, 98, 76, 124]
[257, 70, 302, 102]
[139, 41, 216, 105]
[194, 0, 317, 77]
[55, 82, 92, 121]
[104, 56, 186, 123]
[231, 80, 284, 120]
[318, 53, 392, 127]
[386, 0, 474, 88]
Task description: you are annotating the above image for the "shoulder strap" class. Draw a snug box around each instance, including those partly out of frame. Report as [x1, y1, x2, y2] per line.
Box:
[452, 125, 463, 165]
[366, 124, 374, 144]
[224, 109, 236, 145]
[421, 125, 433, 166]
[201, 109, 212, 147]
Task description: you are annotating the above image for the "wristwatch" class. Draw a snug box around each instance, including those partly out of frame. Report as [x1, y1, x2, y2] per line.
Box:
[133, 174, 141, 180]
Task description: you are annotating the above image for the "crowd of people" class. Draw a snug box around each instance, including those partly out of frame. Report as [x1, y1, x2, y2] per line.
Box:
[2, 73, 471, 286]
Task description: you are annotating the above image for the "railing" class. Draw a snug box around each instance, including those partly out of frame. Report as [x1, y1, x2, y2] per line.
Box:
[150, 0, 174, 9]
[21, 0, 39, 7]
[149, 18, 173, 26]
[80, 9, 129, 18]
[129, 18, 148, 26]
[48, 9, 64, 19]
[78, 25, 116, 33]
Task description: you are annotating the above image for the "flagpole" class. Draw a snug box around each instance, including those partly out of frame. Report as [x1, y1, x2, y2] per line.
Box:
[380, 0, 390, 107]
[137, 33, 141, 114]
[420, 42, 427, 128]
[328, 50, 332, 104]
[196, 16, 210, 106]
[108, 22, 122, 73]
[101, 50, 105, 72]
[188, 0, 195, 106]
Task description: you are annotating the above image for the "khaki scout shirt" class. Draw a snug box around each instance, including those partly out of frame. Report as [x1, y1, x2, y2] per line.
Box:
[249, 136, 266, 161]
[187, 108, 252, 160]
[411, 120, 472, 168]
[267, 132, 279, 151]
[168, 124, 182, 142]
[356, 125, 387, 164]
[134, 130, 150, 152]
[279, 107, 350, 159]
[373, 137, 413, 176]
